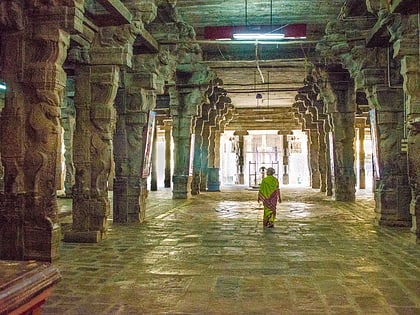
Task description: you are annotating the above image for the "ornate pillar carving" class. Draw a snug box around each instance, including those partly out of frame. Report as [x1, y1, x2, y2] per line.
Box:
[0, 1, 79, 261]
[65, 64, 118, 242]
[60, 80, 76, 197]
[311, 97, 329, 193]
[208, 91, 230, 192]
[324, 116, 333, 196]
[401, 53, 420, 239]
[170, 86, 203, 199]
[151, 123, 158, 191]
[191, 115, 205, 195]
[66, 12, 145, 239]
[154, 18, 216, 199]
[355, 118, 367, 190]
[163, 120, 172, 188]
[322, 70, 356, 201]
[113, 49, 166, 223]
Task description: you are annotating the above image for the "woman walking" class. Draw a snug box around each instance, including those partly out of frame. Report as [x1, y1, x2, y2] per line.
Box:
[258, 167, 282, 228]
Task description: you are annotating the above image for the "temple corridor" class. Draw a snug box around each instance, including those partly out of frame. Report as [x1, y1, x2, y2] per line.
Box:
[42, 186, 420, 315]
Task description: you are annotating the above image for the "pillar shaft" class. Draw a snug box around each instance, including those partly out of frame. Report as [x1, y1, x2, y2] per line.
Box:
[323, 73, 356, 201]
[367, 87, 411, 226]
[66, 65, 119, 242]
[358, 126, 366, 190]
[401, 55, 420, 239]
[234, 131, 247, 185]
[164, 121, 172, 188]
[282, 134, 290, 185]
[151, 124, 158, 191]
[0, 3, 72, 261]
[192, 119, 204, 195]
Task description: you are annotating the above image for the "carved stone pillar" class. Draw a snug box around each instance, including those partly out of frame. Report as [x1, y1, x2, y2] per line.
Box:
[323, 71, 356, 201]
[208, 128, 222, 192]
[171, 87, 202, 199]
[366, 86, 411, 226]
[206, 105, 219, 190]
[318, 119, 328, 192]
[356, 122, 366, 190]
[60, 82, 76, 197]
[0, 1, 76, 261]
[65, 65, 118, 242]
[113, 55, 160, 223]
[163, 120, 172, 188]
[208, 93, 230, 192]
[191, 118, 204, 195]
[281, 134, 290, 185]
[234, 130, 248, 185]
[112, 84, 150, 223]
[199, 125, 210, 191]
[401, 55, 420, 239]
[324, 117, 333, 196]
[307, 127, 321, 189]
[151, 123, 158, 191]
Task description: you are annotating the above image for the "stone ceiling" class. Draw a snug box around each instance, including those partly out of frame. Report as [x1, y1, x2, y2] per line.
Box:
[175, 0, 348, 112]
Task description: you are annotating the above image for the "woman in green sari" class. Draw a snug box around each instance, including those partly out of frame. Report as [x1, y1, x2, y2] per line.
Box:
[258, 167, 281, 228]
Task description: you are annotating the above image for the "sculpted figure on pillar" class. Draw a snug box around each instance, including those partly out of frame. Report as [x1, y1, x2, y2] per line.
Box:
[0, 0, 24, 31]
[60, 89, 76, 197]
[0, 0, 75, 260]
[25, 92, 61, 196]
[90, 101, 116, 197]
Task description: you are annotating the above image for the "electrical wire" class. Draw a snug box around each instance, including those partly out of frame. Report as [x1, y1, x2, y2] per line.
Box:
[255, 42, 265, 83]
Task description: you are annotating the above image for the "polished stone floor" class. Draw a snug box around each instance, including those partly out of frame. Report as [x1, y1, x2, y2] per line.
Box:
[43, 186, 420, 315]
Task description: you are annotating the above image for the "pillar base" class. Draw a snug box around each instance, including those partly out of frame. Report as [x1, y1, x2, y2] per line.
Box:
[208, 168, 220, 191]
[63, 230, 102, 243]
[172, 175, 192, 199]
[24, 223, 61, 262]
[282, 174, 289, 185]
[375, 184, 411, 227]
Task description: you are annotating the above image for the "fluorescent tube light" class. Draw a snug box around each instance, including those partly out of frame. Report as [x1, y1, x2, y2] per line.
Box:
[232, 33, 285, 40]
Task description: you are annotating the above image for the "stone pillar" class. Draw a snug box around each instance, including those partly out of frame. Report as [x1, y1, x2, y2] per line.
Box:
[65, 65, 119, 242]
[113, 50, 165, 223]
[322, 71, 356, 201]
[208, 128, 222, 192]
[234, 130, 247, 184]
[171, 87, 202, 199]
[112, 84, 151, 223]
[208, 93, 231, 192]
[163, 120, 172, 188]
[206, 104, 219, 190]
[324, 117, 333, 196]
[356, 120, 366, 190]
[281, 134, 290, 185]
[60, 81, 76, 197]
[365, 86, 411, 226]
[401, 55, 420, 239]
[151, 123, 158, 191]
[307, 127, 321, 189]
[200, 125, 210, 191]
[0, 1, 76, 261]
[191, 118, 204, 195]
[318, 119, 328, 192]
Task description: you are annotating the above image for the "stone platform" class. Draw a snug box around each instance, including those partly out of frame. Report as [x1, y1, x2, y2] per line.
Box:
[44, 186, 420, 314]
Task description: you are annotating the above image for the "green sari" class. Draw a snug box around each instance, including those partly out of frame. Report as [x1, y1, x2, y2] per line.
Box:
[258, 175, 281, 228]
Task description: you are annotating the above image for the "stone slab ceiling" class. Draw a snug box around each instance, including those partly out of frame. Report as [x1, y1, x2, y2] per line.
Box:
[175, 0, 347, 109]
